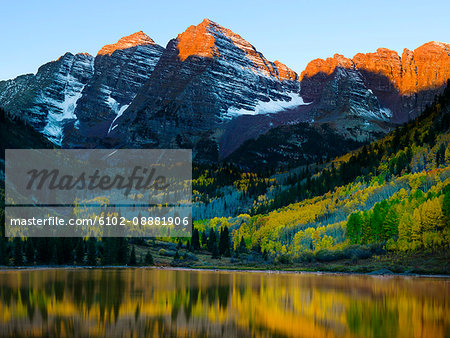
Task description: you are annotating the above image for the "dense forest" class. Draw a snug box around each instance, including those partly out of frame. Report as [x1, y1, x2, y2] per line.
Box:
[0, 81, 449, 269]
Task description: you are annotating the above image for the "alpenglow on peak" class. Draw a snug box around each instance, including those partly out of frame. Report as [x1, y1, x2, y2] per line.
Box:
[97, 31, 156, 56]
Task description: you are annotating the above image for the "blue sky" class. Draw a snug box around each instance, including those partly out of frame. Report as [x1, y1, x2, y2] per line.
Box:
[1, 0, 449, 80]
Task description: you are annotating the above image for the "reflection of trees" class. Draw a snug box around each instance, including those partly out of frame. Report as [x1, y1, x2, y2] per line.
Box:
[0, 270, 447, 337]
[347, 300, 399, 338]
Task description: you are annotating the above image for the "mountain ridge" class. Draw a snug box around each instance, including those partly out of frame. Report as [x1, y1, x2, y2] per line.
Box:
[0, 20, 449, 167]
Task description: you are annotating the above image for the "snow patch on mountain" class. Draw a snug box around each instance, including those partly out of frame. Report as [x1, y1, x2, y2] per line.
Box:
[108, 104, 130, 134]
[226, 92, 310, 117]
[42, 75, 88, 144]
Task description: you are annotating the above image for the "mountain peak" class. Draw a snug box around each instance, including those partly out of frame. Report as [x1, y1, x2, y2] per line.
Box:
[98, 31, 156, 56]
[415, 41, 450, 55]
[175, 19, 298, 81]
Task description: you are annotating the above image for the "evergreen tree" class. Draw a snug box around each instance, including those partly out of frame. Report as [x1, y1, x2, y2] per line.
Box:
[443, 184, 450, 223]
[0, 225, 7, 266]
[238, 236, 247, 253]
[25, 239, 35, 265]
[129, 246, 137, 266]
[219, 226, 231, 256]
[75, 239, 85, 265]
[211, 243, 220, 259]
[116, 238, 129, 265]
[101, 238, 115, 265]
[186, 240, 191, 251]
[12, 238, 23, 266]
[144, 251, 154, 265]
[436, 143, 446, 166]
[207, 229, 217, 252]
[86, 238, 97, 266]
[191, 228, 201, 251]
[201, 231, 208, 249]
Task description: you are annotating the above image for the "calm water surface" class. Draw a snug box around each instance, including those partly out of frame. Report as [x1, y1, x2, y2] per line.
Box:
[0, 268, 448, 337]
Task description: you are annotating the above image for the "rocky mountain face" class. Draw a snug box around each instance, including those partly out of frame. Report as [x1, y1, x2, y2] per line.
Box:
[300, 41, 450, 141]
[0, 32, 164, 146]
[0, 20, 449, 167]
[0, 52, 94, 144]
[67, 32, 165, 146]
[110, 19, 303, 159]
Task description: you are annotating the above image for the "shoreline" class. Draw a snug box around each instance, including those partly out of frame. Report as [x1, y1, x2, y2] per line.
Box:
[0, 265, 448, 278]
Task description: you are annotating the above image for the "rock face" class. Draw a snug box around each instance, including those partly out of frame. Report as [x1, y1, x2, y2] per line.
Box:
[68, 32, 165, 146]
[112, 19, 302, 159]
[0, 31, 164, 147]
[300, 42, 450, 139]
[0, 53, 94, 144]
[0, 19, 449, 165]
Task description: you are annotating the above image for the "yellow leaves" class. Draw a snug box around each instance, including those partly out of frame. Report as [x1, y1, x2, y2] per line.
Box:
[413, 196, 445, 233]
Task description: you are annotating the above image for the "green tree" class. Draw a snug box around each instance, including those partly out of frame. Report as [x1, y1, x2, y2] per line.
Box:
[211, 243, 220, 259]
[13, 238, 23, 266]
[201, 231, 208, 249]
[383, 206, 399, 241]
[443, 184, 450, 223]
[347, 213, 362, 245]
[129, 246, 137, 266]
[116, 238, 129, 265]
[0, 224, 8, 266]
[238, 236, 247, 253]
[86, 238, 97, 266]
[207, 228, 217, 252]
[219, 226, 231, 256]
[75, 239, 85, 265]
[25, 239, 35, 265]
[144, 251, 154, 265]
[191, 228, 201, 251]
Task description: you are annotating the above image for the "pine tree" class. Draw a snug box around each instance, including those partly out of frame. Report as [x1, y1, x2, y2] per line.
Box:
[86, 238, 97, 266]
[129, 246, 137, 266]
[0, 224, 7, 266]
[443, 184, 450, 223]
[207, 229, 217, 252]
[12, 238, 23, 266]
[144, 251, 154, 265]
[191, 228, 201, 251]
[238, 236, 247, 254]
[75, 239, 85, 265]
[35, 238, 52, 264]
[117, 238, 129, 265]
[219, 226, 231, 256]
[211, 243, 220, 259]
[25, 239, 35, 265]
[201, 231, 208, 249]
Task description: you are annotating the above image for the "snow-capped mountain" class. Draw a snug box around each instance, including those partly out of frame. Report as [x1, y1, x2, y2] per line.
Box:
[67, 31, 165, 146]
[0, 20, 449, 165]
[0, 31, 164, 146]
[110, 19, 303, 158]
[300, 42, 450, 141]
[0, 52, 94, 144]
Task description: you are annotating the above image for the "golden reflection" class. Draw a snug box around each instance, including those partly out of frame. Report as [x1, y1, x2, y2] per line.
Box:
[0, 269, 448, 337]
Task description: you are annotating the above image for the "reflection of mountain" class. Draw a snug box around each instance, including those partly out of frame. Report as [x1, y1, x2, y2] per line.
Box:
[0, 269, 447, 337]
[0, 20, 449, 165]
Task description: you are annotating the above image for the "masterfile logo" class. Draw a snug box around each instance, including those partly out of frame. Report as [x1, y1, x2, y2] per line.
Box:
[5, 149, 192, 237]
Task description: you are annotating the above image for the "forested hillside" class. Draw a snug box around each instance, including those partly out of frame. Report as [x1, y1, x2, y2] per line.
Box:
[0, 81, 449, 272]
[192, 80, 450, 268]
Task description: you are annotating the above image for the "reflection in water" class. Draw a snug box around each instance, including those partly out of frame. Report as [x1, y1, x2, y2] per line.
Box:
[0, 268, 448, 337]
